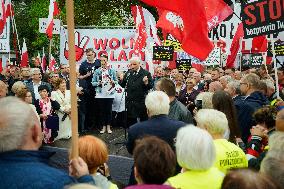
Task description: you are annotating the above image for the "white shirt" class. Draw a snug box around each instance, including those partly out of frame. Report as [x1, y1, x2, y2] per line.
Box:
[33, 81, 42, 100]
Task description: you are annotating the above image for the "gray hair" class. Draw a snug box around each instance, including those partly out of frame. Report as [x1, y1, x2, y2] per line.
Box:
[260, 132, 284, 187]
[31, 68, 41, 75]
[129, 56, 140, 63]
[220, 75, 232, 83]
[227, 80, 241, 95]
[145, 91, 170, 117]
[195, 92, 213, 109]
[263, 79, 275, 90]
[0, 97, 39, 152]
[242, 73, 260, 89]
[11, 81, 26, 95]
[176, 125, 216, 170]
[195, 109, 229, 136]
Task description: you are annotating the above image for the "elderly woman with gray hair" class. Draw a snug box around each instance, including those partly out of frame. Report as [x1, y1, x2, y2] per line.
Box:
[195, 109, 248, 173]
[166, 126, 224, 189]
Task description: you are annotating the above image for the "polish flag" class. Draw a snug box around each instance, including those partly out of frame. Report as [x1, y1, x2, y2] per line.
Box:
[0, 0, 6, 35]
[20, 39, 29, 68]
[46, 0, 60, 39]
[49, 54, 57, 72]
[41, 48, 47, 72]
[5, 0, 13, 19]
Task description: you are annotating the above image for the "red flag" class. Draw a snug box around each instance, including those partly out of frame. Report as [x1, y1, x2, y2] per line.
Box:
[140, 0, 214, 61]
[192, 63, 205, 73]
[20, 39, 29, 68]
[226, 23, 244, 68]
[49, 54, 57, 72]
[252, 35, 267, 53]
[0, 0, 6, 35]
[205, 0, 233, 30]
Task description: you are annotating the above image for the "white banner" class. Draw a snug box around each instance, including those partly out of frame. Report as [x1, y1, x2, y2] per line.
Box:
[39, 18, 60, 34]
[60, 27, 148, 71]
[0, 20, 10, 53]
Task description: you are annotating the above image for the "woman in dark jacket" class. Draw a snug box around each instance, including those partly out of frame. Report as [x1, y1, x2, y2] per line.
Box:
[178, 78, 199, 113]
[35, 85, 60, 144]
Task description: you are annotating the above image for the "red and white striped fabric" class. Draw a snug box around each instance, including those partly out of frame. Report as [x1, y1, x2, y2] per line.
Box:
[131, 5, 161, 75]
[20, 39, 29, 68]
[0, 0, 6, 35]
[46, 0, 60, 39]
[49, 54, 57, 72]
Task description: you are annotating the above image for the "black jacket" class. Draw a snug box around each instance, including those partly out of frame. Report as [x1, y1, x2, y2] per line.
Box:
[121, 67, 153, 119]
[237, 91, 269, 142]
[126, 114, 186, 154]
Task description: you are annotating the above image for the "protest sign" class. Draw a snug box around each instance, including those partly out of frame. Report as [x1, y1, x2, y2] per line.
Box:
[241, 0, 284, 38]
[268, 40, 284, 56]
[176, 59, 191, 71]
[153, 46, 174, 61]
[241, 53, 263, 68]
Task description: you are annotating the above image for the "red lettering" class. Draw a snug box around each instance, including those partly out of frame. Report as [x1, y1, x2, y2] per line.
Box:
[244, 5, 256, 25]
[256, 1, 268, 22]
[109, 38, 120, 50]
[129, 50, 146, 61]
[117, 50, 128, 61]
[110, 51, 117, 61]
[129, 38, 136, 49]
[121, 38, 129, 49]
[269, 0, 281, 19]
[93, 38, 108, 50]
[97, 51, 108, 58]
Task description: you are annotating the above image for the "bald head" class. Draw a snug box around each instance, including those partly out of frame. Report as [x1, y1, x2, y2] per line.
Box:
[0, 97, 42, 152]
[0, 80, 7, 98]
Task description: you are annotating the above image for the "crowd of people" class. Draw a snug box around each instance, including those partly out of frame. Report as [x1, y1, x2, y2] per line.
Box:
[0, 48, 284, 189]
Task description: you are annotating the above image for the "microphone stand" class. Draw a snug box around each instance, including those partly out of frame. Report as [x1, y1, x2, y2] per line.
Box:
[111, 71, 131, 154]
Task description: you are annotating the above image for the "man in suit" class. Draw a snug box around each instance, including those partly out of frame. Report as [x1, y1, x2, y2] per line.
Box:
[26, 68, 51, 103]
[126, 91, 186, 154]
[126, 91, 186, 185]
[121, 56, 153, 127]
[59, 64, 70, 90]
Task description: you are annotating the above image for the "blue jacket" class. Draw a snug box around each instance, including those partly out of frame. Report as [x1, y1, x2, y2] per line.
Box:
[237, 91, 269, 142]
[91, 67, 117, 95]
[126, 114, 186, 154]
[0, 150, 94, 189]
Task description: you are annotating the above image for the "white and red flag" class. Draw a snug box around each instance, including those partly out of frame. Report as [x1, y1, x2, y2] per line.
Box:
[20, 39, 29, 68]
[49, 54, 57, 72]
[0, 0, 6, 35]
[131, 5, 161, 75]
[46, 0, 60, 39]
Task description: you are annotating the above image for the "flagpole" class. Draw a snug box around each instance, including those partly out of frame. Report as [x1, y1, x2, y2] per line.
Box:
[66, 0, 79, 158]
[239, 37, 243, 71]
[271, 34, 280, 99]
[48, 38, 52, 71]
[11, 3, 21, 56]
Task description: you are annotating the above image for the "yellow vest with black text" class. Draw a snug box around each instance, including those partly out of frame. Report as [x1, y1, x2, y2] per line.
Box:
[214, 139, 248, 173]
[167, 167, 224, 189]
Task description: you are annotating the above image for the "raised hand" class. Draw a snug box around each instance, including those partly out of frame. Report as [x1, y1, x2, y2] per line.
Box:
[64, 31, 90, 62]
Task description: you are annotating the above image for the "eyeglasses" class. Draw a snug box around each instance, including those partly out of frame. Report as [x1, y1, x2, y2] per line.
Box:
[186, 82, 194, 84]
[240, 82, 248, 86]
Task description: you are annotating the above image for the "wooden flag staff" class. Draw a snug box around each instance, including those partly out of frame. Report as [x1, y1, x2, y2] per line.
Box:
[66, 0, 79, 158]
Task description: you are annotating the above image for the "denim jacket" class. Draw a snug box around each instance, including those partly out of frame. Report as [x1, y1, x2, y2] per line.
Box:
[91, 67, 118, 96]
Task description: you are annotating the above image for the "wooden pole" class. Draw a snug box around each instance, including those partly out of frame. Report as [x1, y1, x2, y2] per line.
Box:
[271, 34, 280, 99]
[66, 0, 79, 158]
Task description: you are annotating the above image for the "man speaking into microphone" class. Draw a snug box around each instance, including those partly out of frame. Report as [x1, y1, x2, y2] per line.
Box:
[121, 56, 153, 127]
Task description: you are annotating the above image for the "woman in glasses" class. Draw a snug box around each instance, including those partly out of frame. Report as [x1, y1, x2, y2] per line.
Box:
[178, 78, 199, 113]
